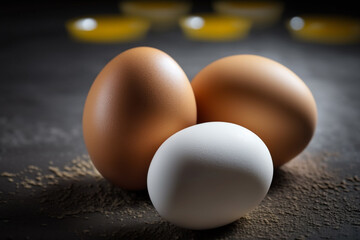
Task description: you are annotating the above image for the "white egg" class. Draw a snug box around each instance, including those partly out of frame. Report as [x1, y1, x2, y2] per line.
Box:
[147, 122, 273, 230]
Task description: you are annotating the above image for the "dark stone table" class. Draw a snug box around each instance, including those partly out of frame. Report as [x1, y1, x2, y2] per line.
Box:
[1, 2, 359, 239]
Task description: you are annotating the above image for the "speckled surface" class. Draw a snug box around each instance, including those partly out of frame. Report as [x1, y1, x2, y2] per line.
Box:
[1, 5, 360, 239]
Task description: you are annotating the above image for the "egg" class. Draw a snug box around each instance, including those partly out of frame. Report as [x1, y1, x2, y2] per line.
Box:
[191, 55, 317, 167]
[147, 122, 273, 230]
[83, 47, 197, 190]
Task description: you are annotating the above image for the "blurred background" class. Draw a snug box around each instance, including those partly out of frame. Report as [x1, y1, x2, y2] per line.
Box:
[2, 0, 360, 43]
[2, 0, 360, 18]
[1, 1, 360, 239]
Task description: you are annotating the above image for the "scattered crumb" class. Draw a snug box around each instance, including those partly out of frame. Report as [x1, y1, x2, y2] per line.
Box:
[0, 153, 359, 239]
[1, 172, 17, 177]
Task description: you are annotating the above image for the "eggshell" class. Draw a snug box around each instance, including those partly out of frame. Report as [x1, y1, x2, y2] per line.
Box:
[83, 47, 197, 190]
[147, 122, 273, 230]
[191, 55, 317, 167]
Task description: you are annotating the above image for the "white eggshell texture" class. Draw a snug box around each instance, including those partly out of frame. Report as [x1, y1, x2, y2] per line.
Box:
[147, 122, 273, 230]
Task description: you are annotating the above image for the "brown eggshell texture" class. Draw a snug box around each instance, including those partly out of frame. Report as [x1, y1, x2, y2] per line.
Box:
[191, 55, 317, 167]
[83, 47, 197, 190]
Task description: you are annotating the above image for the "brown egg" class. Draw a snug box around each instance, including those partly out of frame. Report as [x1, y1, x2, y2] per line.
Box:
[83, 47, 197, 190]
[191, 55, 317, 167]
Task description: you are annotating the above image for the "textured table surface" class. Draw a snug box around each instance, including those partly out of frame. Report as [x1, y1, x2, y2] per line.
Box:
[1, 4, 360, 239]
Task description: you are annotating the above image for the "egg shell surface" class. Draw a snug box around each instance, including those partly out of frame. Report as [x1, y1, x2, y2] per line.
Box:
[147, 122, 273, 230]
[191, 55, 317, 167]
[83, 47, 197, 190]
